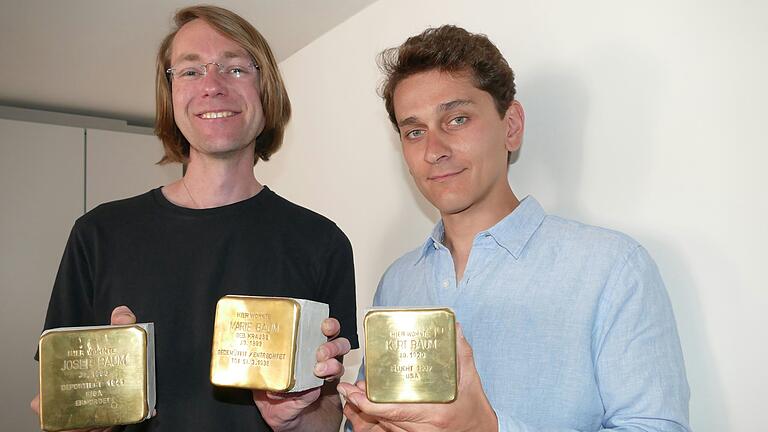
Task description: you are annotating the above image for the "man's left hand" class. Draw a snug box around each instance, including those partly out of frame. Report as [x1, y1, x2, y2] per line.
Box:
[338, 324, 498, 432]
[253, 317, 351, 431]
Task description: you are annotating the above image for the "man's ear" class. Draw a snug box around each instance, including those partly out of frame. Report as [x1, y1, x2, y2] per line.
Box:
[504, 100, 525, 153]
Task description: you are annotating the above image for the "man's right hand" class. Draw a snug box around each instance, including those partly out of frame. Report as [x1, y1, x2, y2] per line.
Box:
[343, 381, 407, 432]
[30, 305, 137, 432]
[339, 323, 498, 432]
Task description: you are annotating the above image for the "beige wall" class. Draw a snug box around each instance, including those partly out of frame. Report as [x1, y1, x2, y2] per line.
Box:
[259, 0, 768, 430]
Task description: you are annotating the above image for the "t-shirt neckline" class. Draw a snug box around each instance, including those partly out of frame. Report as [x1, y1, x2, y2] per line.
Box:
[151, 185, 273, 217]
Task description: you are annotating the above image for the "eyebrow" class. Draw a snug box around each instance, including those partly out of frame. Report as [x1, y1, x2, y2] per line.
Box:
[397, 116, 421, 128]
[396, 99, 474, 128]
[173, 50, 250, 64]
[438, 99, 473, 112]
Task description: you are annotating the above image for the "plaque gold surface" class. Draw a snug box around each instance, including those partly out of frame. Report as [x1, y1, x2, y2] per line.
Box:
[211, 296, 303, 391]
[39, 324, 155, 431]
[365, 308, 457, 403]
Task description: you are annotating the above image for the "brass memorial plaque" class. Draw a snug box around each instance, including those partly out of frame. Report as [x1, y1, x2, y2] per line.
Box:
[211, 296, 301, 391]
[365, 308, 457, 403]
[39, 324, 155, 431]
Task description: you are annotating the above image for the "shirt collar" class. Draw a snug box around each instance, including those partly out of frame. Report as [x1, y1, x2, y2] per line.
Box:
[416, 196, 546, 263]
[414, 220, 445, 261]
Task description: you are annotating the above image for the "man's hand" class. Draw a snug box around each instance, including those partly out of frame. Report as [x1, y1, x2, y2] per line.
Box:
[30, 305, 138, 432]
[253, 317, 351, 431]
[338, 324, 498, 432]
[343, 381, 406, 432]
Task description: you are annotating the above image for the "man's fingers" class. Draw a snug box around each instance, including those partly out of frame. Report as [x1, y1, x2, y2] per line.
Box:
[343, 402, 367, 428]
[338, 382, 401, 419]
[315, 319, 348, 380]
[252, 389, 268, 404]
[314, 357, 344, 380]
[343, 403, 375, 432]
[456, 322, 471, 355]
[30, 393, 40, 415]
[317, 337, 351, 362]
[378, 422, 410, 432]
[455, 323, 478, 372]
[337, 382, 363, 400]
[261, 387, 319, 401]
[344, 401, 391, 432]
[321, 318, 341, 339]
[315, 336, 350, 379]
[343, 391, 420, 428]
[110, 305, 136, 325]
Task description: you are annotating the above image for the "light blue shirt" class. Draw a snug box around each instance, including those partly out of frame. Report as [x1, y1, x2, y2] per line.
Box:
[350, 196, 690, 431]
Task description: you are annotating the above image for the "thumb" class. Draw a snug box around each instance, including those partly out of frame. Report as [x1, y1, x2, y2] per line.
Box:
[30, 393, 40, 415]
[455, 323, 478, 382]
[455, 323, 474, 360]
[354, 380, 367, 392]
[110, 305, 136, 325]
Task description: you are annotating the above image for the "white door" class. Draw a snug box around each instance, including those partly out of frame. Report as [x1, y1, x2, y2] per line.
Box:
[0, 118, 85, 431]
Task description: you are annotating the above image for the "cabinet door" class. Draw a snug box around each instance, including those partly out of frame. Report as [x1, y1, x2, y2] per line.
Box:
[85, 129, 181, 211]
[0, 118, 85, 431]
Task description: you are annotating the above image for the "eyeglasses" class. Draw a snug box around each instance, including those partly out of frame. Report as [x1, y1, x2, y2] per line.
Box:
[166, 60, 259, 82]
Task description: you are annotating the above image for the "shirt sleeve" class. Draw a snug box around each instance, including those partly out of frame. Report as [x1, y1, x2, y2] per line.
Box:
[34, 220, 98, 360]
[319, 224, 359, 349]
[494, 246, 690, 432]
[591, 245, 690, 430]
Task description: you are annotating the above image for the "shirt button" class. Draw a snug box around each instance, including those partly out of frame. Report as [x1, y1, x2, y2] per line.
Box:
[442, 280, 450, 288]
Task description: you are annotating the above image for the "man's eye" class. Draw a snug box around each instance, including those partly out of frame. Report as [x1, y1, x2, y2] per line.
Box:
[178, 68, 201, 78]
[227, 66, 250, 77]
[449, 116, 468, 126]
[406, 129, 425, 139]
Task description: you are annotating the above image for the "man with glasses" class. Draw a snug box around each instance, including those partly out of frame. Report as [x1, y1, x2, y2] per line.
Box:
[31, 5, 357, 431]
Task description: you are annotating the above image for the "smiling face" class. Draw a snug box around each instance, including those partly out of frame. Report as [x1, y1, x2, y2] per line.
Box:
[394, 69, 524, 218]
[169, 19, 265, 161]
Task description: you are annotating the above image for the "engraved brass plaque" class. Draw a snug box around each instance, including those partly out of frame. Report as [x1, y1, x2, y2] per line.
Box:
[39, 325, 149, 431]
[365, 308, 457, 403]
[210, 296, 300, 391]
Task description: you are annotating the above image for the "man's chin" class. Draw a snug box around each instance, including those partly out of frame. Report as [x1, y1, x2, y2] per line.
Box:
[189, 140, 255, 158]
[430, 198, 472, 217]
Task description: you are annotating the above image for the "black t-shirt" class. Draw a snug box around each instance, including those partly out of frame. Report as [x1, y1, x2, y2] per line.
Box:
[39, 186, 359, 431]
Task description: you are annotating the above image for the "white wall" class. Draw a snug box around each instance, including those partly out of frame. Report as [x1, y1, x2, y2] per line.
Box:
[258, 0, 768, 430]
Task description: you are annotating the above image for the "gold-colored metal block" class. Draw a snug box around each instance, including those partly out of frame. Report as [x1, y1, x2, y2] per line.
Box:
[211, 295, 328, 392]
[38, 324, 155, 431]
[365, 308, 457, 403]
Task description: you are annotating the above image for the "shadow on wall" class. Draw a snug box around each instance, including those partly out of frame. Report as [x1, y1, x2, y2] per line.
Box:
[390, 127, 440, 225]
[518, 54, 723, 428]
[509, 65, 590, 220]
[644, 234, 728, 431]
[377, 124, 439, 265]
[514, 45, 663, 223]
[394, 132, 441, 226]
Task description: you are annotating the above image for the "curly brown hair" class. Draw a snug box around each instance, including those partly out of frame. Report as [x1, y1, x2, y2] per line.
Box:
[379, 25, 516, 130]
[154, 5, 291, 164]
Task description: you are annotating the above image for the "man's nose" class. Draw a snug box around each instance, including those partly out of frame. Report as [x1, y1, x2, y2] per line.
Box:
[424, 130, 451, 164]
[201, 64, 227, 96]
